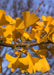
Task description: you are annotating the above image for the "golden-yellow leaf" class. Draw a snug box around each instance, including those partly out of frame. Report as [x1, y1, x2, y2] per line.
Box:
[16, 17, 25, 29]
[22, 11, 40, 28]
[5, 54, 28, 72]
[34, 58, 50, 73]
[5, 15, 16, 24]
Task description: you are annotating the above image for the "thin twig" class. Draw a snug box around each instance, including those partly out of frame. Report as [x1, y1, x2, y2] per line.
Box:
[35, 0, 44, 14]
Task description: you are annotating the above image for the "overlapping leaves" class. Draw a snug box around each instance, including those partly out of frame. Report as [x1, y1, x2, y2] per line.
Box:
[5, 51, 50, 74]
[0, 10, 54, 43]
[0, 10, 54, 74]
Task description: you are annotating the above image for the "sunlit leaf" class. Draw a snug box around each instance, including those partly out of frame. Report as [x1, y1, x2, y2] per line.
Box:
[34, 58, 50, 73]
[22, 11, 40, 28]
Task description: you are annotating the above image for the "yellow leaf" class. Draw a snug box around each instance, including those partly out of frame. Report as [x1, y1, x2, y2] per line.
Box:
[23, 32, 32, 40]
[3, 25, 15, 37]
[5, 15, 16, 24]
[0, 27, 5, 36]
[31, 22, 45, 42]
[3, 24, 16, 43]
[5, 54, 28, 72]
[0, 10, 9, 25]
[42, 16, 54, 33]
[22, 11, 40, 28]
[16, 17, 25, 29]
[31, 48, 47, 58]
[12, 30, 21, 39]
[19, 53, 39, 74]
[51, 19, 54, 25]
[5, 38, 13, 44]
[52, 33, 54, 42]
[35, 50, 47, 58]
[0, 10, 6, 20]
[18, 30, 32, 41]
[32, 22, 44, 30]
[34, 58, 50, 73]
[48, 32, 54, 43]
[5, 54, 17, 61]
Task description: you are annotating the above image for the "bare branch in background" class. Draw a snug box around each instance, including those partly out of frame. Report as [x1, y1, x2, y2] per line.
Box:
[35, 0, 44, 14]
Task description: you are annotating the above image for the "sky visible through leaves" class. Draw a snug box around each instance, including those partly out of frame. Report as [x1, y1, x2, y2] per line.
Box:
[0, 0, 54, 75]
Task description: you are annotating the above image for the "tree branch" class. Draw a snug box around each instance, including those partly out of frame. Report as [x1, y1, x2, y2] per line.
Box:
[0, 41, 54, 48]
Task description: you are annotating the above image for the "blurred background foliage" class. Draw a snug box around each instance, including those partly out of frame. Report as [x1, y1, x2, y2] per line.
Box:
[0, 0, 54, 75]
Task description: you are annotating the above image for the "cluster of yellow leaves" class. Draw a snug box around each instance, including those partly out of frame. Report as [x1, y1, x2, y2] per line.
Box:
[0, 10, 54, 74]
[5, 51, 50, 74]
[42, 16, 54, 42]
[0, 10, 54, 43]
